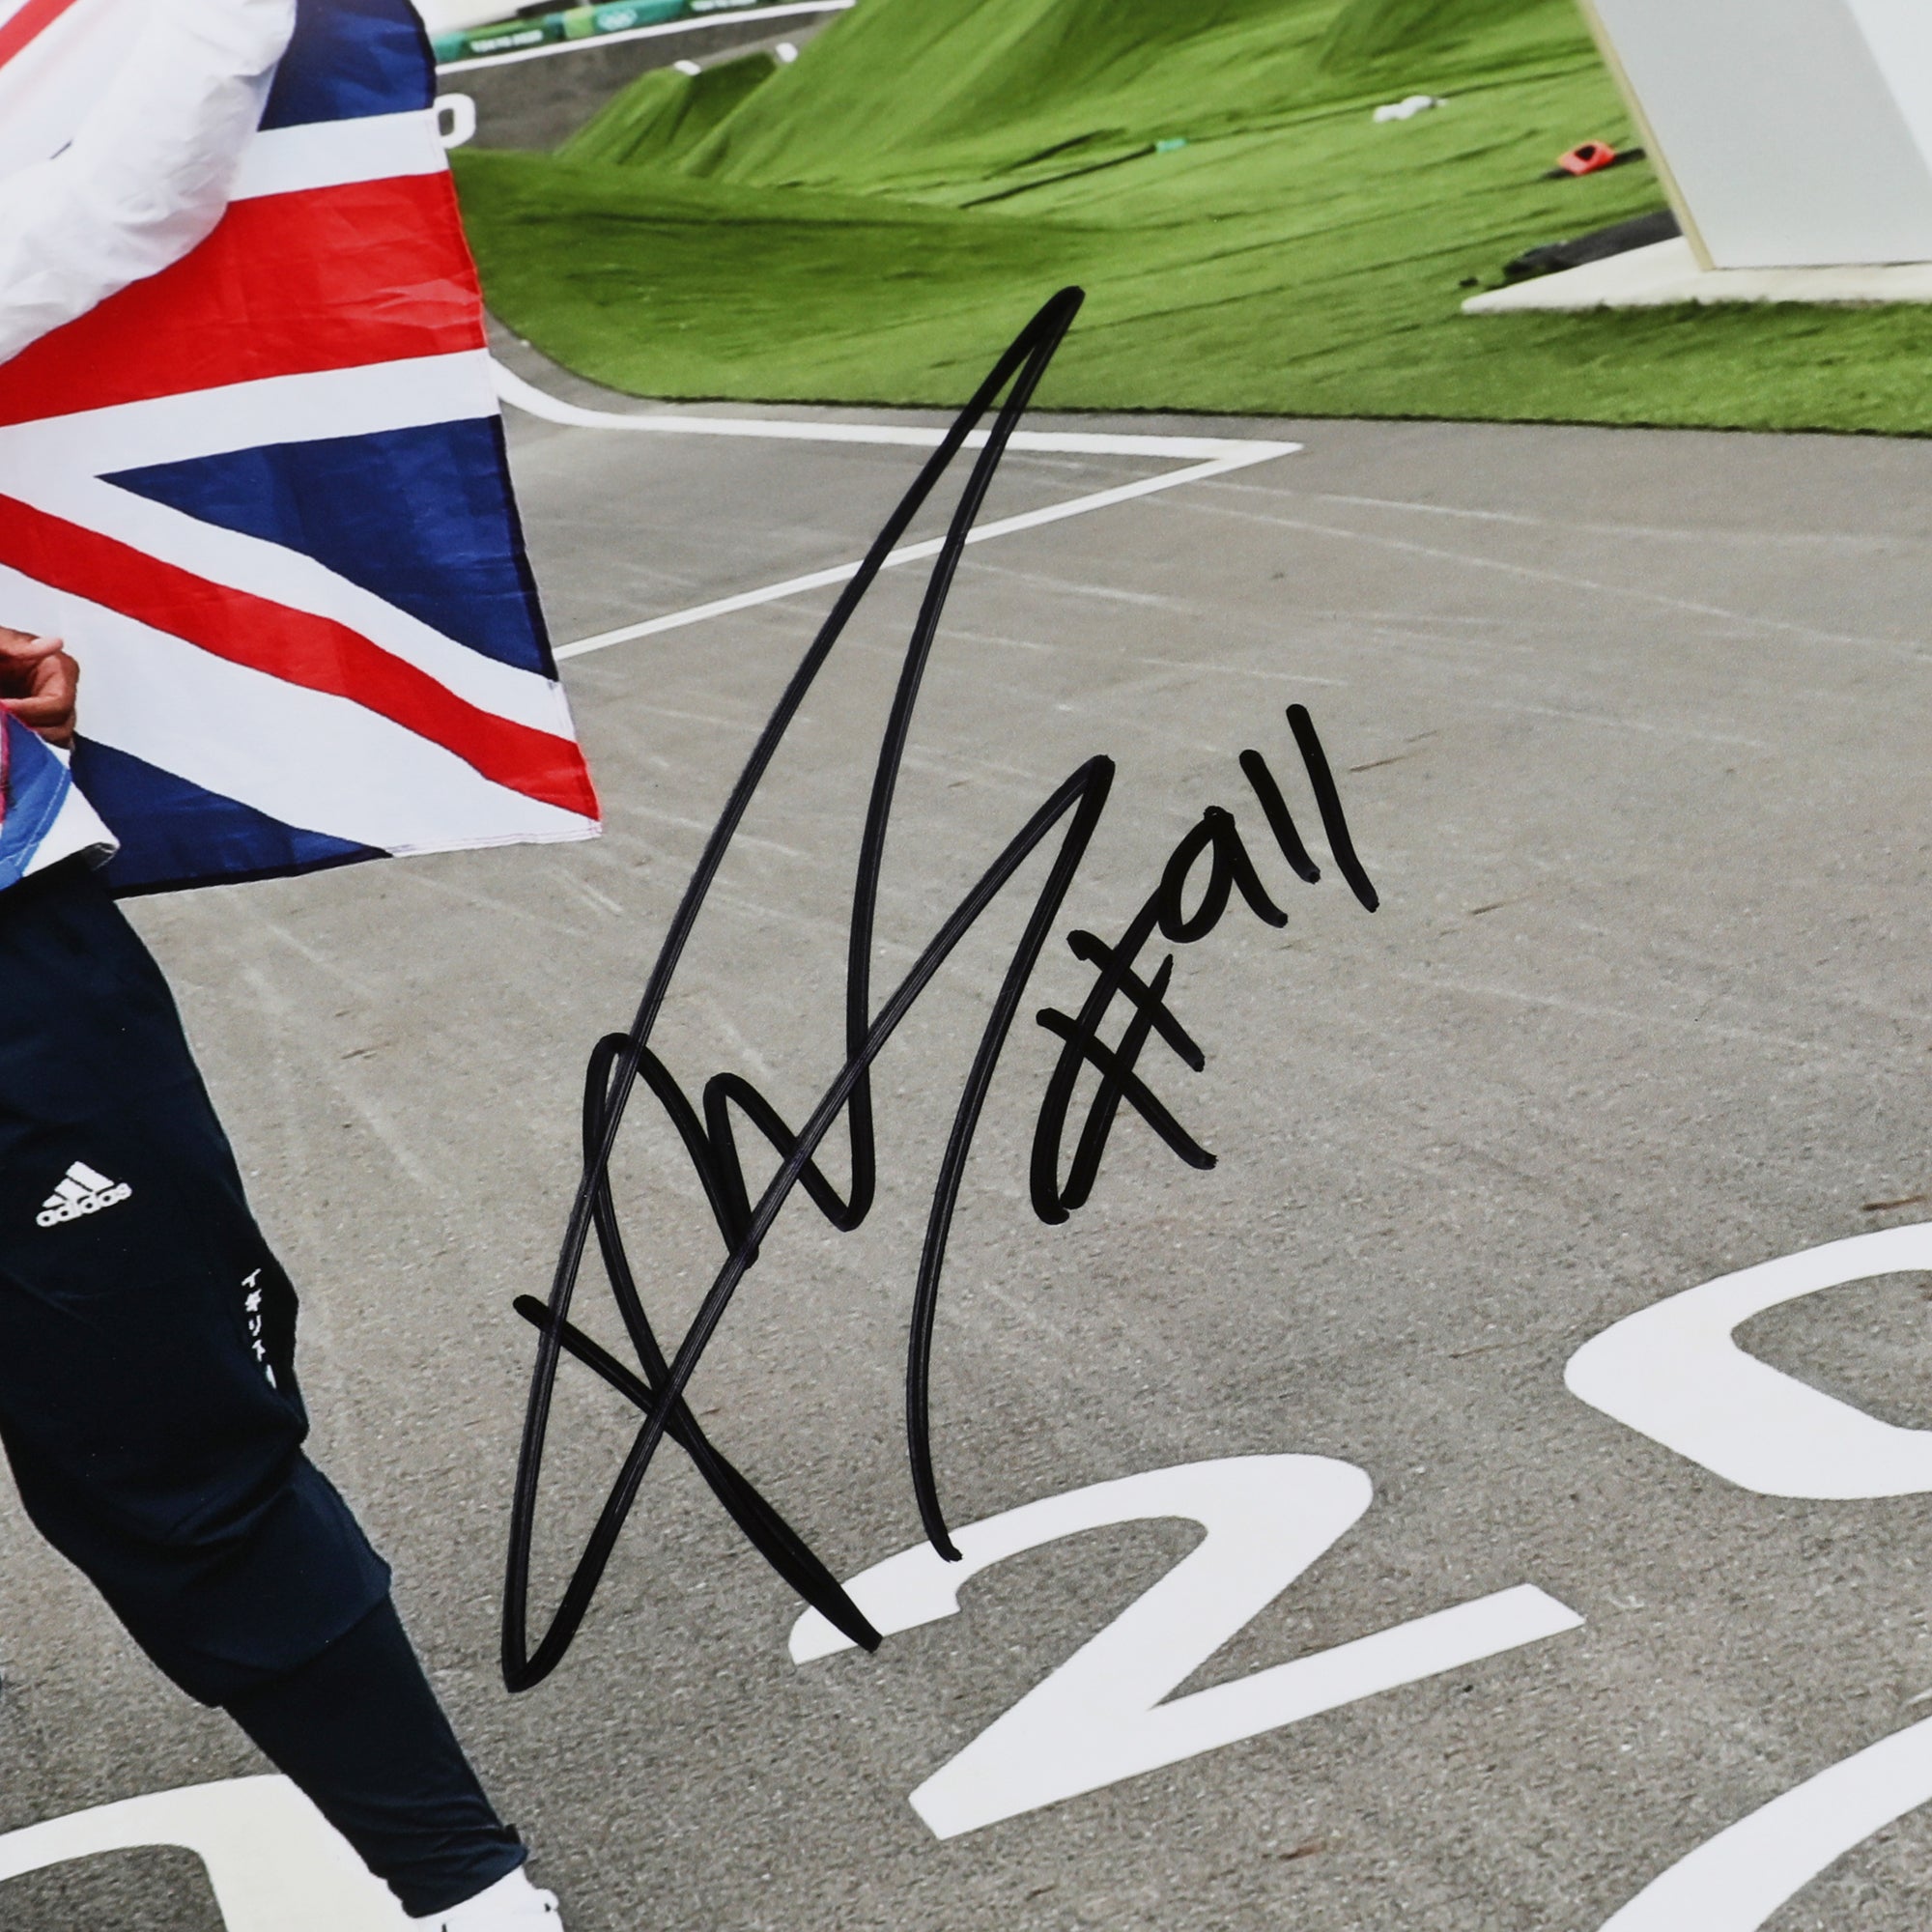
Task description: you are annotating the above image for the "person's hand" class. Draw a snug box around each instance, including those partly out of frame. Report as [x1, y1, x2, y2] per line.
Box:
[0, 626, 78, 748]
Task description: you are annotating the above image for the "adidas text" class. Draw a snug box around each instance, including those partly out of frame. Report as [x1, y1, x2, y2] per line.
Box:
[38, 1162, 133, 1228]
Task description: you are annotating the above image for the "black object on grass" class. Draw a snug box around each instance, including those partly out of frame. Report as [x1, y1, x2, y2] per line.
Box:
[1503, 208, 1682, 281]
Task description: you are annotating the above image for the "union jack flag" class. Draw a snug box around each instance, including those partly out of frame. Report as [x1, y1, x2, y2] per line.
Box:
[0, 0, 599, 895]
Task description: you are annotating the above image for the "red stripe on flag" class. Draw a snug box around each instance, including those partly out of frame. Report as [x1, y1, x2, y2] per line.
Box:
[0, 493, 598, 821]
[0, 0, 84, 70]
[0, 173, 488, 429]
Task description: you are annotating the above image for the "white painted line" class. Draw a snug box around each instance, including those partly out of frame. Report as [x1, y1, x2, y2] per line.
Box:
[494, 358, 1299, 463]
[554, 450, 1283, 658]
[0, 1776, 408, 1931]
[437, 2, 854, 73]
[1598, 1713, 1932, 1931]
[498, 358, 1297, 655]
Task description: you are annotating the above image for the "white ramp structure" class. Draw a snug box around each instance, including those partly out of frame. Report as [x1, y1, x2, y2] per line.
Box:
[1470, 0, 1932, 308]
[1583, 0, 1932, 270]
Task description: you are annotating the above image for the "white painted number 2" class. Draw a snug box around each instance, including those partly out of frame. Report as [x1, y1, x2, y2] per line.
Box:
[789, 1455, 1581, 1837]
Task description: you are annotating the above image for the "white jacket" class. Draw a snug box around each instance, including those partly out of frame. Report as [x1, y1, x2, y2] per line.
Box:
[0, 0, 296, 878]
[0, 0, 298, 367]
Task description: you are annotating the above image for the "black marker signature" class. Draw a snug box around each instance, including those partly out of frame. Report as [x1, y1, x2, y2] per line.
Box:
[503, 289, 1378, 1690]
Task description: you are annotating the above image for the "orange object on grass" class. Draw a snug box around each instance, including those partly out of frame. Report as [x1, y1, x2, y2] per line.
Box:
[1557, 141, 1617, 176]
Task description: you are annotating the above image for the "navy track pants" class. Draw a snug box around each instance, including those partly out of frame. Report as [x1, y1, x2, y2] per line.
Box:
[0, 861, 523, 1916]
[0, 859, 389, 1702]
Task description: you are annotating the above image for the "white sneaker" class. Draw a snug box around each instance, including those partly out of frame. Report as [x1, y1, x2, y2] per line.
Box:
[414, 1865, 563, 1930]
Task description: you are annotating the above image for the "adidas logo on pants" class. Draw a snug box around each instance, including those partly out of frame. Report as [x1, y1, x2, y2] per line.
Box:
[38, 1160, 133, 1228]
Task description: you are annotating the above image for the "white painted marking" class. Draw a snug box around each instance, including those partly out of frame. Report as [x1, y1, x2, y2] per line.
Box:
[1567, 1223, 1932, 1497]
[435, 93, 477, 150]
[0, 1776, 407, 1930]
[790, 1456, 1581, 1838]
[493, 362, 1299, 658]
[494, 358, 1297, 462]
[1599, 1714, 1932, 1930]
[554, 451, 1284, 658]
[436, 2, 856, 73]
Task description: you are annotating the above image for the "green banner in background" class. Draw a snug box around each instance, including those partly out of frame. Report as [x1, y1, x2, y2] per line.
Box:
[434, 0, 780, 65]
[561, 1, 688, 40]
[435, 17, 561, 61]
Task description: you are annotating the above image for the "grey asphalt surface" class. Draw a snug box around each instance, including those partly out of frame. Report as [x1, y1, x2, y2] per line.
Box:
[2, 344, 1929, 1932]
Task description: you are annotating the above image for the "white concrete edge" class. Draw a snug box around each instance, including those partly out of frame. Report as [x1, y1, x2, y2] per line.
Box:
[493, 358, 1301, 463]
[1464, 236, 1932, 312]
[436, 1, 854, 72]
[554, 447, 1291, 658]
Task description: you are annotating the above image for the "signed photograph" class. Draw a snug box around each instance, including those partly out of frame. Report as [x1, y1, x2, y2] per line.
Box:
[1, 1, 1928, 1929]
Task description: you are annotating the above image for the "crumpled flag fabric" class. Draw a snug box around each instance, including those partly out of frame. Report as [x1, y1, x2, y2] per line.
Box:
[0, 0, 599, 895]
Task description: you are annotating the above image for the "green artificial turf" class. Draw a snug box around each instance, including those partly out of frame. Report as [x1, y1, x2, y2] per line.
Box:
[455, 0, 1932, 430]
[559, 50, 780, 167]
